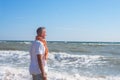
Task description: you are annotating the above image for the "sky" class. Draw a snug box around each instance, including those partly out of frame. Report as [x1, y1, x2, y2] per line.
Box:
[0, 0, 120, 42]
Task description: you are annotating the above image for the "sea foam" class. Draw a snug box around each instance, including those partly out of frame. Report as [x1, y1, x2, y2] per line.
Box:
[0, 50, 120, 80]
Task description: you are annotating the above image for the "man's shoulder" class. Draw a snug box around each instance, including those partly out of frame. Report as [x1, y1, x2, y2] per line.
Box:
[34, 40, 43, 45]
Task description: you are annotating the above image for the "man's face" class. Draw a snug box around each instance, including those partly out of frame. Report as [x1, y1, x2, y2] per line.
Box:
[41, 29, 46, 39]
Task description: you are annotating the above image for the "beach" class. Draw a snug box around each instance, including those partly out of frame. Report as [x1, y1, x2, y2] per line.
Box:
[0, 41, 120, 80]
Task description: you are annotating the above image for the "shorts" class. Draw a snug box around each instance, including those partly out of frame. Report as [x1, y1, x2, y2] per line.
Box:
[32, 74, 43, 80]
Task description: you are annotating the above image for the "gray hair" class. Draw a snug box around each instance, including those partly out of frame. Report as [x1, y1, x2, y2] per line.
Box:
[36, 27, 46, 35]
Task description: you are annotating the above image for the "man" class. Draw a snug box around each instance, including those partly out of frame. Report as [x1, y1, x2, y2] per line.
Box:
[29, 27, 49, 80]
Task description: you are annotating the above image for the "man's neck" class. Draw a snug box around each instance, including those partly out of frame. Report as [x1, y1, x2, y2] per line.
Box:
[36, 35, 46, 40]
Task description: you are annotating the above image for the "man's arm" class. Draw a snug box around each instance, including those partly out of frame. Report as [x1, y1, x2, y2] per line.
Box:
[37, 54, 47, 80]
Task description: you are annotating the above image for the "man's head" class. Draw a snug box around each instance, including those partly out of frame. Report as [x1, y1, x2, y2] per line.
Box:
[36, 27, 46, 39]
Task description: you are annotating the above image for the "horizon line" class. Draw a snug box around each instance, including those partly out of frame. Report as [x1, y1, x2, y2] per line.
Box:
[0, 40, 120, 43]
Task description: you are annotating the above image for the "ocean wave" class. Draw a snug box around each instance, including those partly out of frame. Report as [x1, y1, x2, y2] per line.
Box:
[0, 50, 115, 67]
[49, 52, 106, 66]
[0, 66, 120, 80]
[0, 50, 30, 67]
[0, 51, 120, 80]
[0, 50, 119, 67]
[0, 66, 31, 80]
[19, 42, 31, 44]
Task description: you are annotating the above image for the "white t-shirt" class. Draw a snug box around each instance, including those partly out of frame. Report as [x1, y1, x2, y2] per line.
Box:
[29, 40, 48, 75]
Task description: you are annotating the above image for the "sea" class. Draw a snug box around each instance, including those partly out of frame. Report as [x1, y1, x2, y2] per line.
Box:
[0, 40, 120, 80]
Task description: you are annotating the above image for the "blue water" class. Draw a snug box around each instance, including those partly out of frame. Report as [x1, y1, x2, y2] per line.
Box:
[0, 41, 120, 80]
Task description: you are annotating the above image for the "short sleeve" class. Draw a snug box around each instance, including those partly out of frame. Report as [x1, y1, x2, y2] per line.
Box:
[35, 41, 44, 55]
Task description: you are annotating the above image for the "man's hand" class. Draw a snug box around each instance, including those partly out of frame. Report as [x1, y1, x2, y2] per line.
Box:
[43, 76, 47, 80]
[42, 73, 47, 80]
